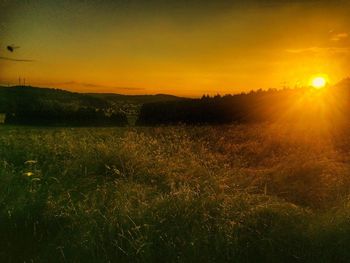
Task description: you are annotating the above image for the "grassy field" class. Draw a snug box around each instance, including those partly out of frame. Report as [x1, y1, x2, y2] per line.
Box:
[1, 124, 350, 262]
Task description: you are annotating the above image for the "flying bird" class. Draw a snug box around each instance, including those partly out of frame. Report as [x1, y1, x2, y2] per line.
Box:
[0, 44, 34, 62]
[7, 45, 20, 52]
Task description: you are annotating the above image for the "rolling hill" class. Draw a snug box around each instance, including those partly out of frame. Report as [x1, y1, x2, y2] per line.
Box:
[0, 86, 187, 125]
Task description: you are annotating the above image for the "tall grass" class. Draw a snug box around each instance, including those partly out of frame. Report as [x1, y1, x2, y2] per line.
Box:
[1, 124, 350, 262]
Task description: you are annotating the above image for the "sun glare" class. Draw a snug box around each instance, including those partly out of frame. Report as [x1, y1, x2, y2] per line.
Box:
[311, 76, 327, 89]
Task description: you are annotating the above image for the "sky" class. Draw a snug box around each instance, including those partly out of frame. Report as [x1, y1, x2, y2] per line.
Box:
[0, 0, 350, 97]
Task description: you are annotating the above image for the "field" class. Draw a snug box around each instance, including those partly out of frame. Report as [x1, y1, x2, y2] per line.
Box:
[2, 124, 350, 262]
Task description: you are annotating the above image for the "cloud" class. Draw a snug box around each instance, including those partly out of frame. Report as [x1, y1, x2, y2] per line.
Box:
[0, 56, 34, 62]
[285, 46, 350, 54]
[330, 32, 349, 42]
[59, 81, 145, 91]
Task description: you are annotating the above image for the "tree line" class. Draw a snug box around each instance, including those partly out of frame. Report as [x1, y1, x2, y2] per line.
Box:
[136, 86, 350, 125]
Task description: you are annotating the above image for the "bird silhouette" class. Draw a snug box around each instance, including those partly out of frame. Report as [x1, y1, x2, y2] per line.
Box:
[7, 45, 20, 52]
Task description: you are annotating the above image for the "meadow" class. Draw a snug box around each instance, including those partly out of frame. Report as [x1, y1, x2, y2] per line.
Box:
[1, 123, 350, 262]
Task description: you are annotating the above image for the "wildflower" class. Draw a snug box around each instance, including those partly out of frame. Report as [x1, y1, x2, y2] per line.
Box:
[23, 172, 34, 177]
[25, 160, 37, 165]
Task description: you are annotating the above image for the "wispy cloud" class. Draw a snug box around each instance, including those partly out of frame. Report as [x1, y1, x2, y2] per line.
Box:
[0, 56, 34, 62]
[285, 46, 350, 54]
[330, 32, 349, 42]
[58, 81, 145, 91]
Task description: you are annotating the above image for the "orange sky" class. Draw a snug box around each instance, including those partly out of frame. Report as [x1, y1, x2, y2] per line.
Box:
[1, 0, 350, 97]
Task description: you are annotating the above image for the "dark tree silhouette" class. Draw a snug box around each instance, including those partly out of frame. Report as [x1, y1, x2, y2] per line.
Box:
[136, 85, 350, 126]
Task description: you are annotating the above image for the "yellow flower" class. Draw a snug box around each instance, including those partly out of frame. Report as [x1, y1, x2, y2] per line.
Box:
[25, 160, 37, 165]
[24, 172, 34, 177]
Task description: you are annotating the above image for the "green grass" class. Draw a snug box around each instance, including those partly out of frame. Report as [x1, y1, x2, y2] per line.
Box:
[1, 124, 350, 262]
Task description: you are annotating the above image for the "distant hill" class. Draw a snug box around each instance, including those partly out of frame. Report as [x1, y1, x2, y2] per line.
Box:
[0, 86, 127, 126]
[0, 86, 187, 126]
[0, 86, 109, 113]
[87, 93, 186, 104]
[0, 86, 186, 113]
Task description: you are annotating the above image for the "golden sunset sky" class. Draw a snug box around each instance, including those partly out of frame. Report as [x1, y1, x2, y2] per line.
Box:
[1, 0, 350, 97]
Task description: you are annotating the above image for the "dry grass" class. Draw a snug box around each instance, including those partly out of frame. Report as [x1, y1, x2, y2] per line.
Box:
[1, 124, 350, 262]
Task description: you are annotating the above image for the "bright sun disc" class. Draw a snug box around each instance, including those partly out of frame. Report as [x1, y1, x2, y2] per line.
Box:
[311, 77, 326, 89]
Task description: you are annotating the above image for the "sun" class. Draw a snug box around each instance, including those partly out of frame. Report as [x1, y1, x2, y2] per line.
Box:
[311, 76, 327, 89]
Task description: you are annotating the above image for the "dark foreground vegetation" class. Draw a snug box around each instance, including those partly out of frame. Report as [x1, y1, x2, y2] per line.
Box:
[2, 124, 350, 262]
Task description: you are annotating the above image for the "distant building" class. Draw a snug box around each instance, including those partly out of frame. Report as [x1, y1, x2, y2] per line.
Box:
[0, 114, 6, 124]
